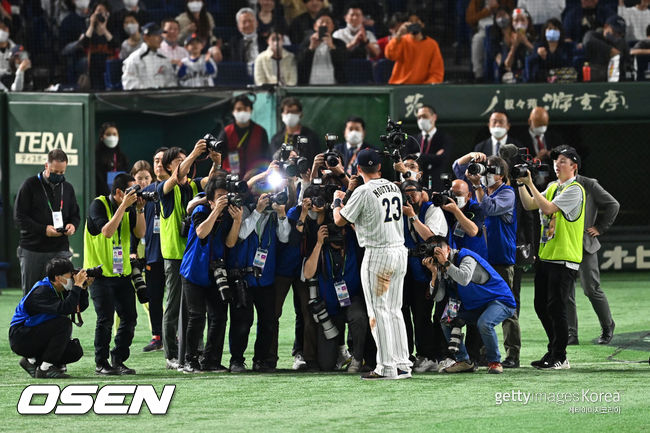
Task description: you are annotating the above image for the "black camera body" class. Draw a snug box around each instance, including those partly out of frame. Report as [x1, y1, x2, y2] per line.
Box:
[467, 162, 502, 177]
[226, 174, 248, 207]
[76, 265, 103, 278]
[211, 259, 233, 303]
[56, 226, 68, 234]
[310, 178, 341, 208]
[323, 133, 341, 168]
[324, 222, 345, 245]
[268, 190, 288, 207]
[430, 174, 453, 207]
[204, 133, 227, 154]
[130, 258, 149, 304]
[379, 117, 408, 162]
[125, 184, 159, 202]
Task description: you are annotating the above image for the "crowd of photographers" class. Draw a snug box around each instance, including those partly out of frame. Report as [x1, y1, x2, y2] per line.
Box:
[10, 94, 619, 378]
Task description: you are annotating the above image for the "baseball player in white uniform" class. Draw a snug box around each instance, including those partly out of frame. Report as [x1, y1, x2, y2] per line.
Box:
[333, 149, 412, 379]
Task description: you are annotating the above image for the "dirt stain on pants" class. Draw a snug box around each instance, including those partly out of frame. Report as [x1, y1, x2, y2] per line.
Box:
[376, 273, 391, 297]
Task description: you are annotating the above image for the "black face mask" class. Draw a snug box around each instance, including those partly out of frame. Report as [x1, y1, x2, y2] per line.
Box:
[48, 173, 65, 185]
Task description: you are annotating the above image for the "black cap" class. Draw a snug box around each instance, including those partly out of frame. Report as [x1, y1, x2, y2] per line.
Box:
[551, 145, 581, 168]
[605, 15, 626, 36]
[401, 180, 422, 192]
[142, 22, 163, 36]
[357, 148, 380, 168]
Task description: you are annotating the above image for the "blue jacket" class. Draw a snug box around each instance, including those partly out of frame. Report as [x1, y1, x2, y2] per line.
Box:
[447, 199, 488, 260]
[404, 201, 433, 282]
[244, 213, 281, 287]
[10, 277, 87, 327]
[455, 249, 516, 311]
[317, 230, 361, 316]
[276, 206, 303, 278]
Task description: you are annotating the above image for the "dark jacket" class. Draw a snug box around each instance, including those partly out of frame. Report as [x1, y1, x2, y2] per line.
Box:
[270, 125, 322, 165]
[227, 34, 268, 62]
[575, 175, 620, 254]
[473, 134, 525, 156]
[563, 4, 615, 43]
[297, 35, 347, 85]
[404, 129, 453, 191]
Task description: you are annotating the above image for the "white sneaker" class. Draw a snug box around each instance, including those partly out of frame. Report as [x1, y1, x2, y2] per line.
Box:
[413, 356, 424, 369]
[394, 369, 412, 380]
[437, 357, 456, 373]
[414, 357, 438, 373]
[551, 358, 571, 370]
[335, 347, 352, 370]
[347, 358, 362, 373]
[165, 358, 180, 370]
[292, 353, 307, 370]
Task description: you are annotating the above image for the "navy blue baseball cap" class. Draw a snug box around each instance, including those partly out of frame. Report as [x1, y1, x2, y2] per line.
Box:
[142, 22, 163, 36]
[605, 15, 626, 36]
[357, 148, 381, 167]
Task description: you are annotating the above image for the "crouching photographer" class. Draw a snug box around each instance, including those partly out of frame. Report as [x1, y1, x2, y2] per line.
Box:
[9, 258, 91, 379]
[303, 222, 368, 372]
[422, 238, 516, 375]
[179, 177, 243, 373]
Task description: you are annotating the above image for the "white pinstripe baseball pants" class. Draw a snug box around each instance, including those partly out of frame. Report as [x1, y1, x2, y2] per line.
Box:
[361, 246, 411, 377]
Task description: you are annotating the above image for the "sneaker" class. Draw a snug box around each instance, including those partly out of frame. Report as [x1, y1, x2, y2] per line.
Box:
[252, 360, 276, 373]
[143, 337, 163, 352]
[361, 371, 391, 380]
[113, 361, 136, 375]
[35, 365, 70, 379]
[550, 358, 571, 370]
[395, 369, 412, 379]
[531, 353, 552, 369]
[183, 360, 202, 374]
[292, 353, 307, 371]
[166, 358, 180, 370]
[200, 362, 228, 372]
[19, 357, 37, 378]
[441, 360, 476, 373]
[597, 321, 615, 345]
[414, 357, 438, 373]
[502, 358, 520, 368]
[347, 358, 362, 373]
[95, 361, 119, 375]
[488, 362, 503, 374]
[567, 335, 579, 345]
[437, 357, 456, 373]
[335, 347, 352, 370]
[229, 361, 247, 373]
[413, 356, 424, 369]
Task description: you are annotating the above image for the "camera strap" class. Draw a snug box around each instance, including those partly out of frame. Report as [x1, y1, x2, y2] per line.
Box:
[72, 305, 83, 327]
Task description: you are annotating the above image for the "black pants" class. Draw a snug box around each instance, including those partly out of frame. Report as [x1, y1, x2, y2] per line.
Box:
[9, 316, 83, 365]
[182, 277, 228, 365]
[402, 273, 437, 360]
[228, 284, 276, 365]
[90, 276, 137, 364]
[534, 260, 577, 361]
[146, 261, 165, 337]
[271, 275, 313, 367]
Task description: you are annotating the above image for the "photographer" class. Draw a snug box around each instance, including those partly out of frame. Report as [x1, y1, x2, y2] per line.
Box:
[423, 238, 516, 374]
[80, 1, 118, 90]
[310, 151, 350, 190]
[334, 116, 373, 176]
[83, 173, 145, 375]
[400, 180, 448, 372]
[393, 154, 423, 184]
[230, 186, 290, 373]
[303, 221, 368, 372]
[10, 258, 90, 379]
[179, 177, 243, 372]
[443, 179, 488, 259]
[14, 149, 80, 295]
[517, 146, 585, 370]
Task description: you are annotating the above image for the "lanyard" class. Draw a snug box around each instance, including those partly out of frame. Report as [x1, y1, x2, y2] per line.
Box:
[38, 173, 63, 212]
[327, 246, 347, 280]
[113, 153, 117, 171]
[237, 129, 250, 149]
[256, 213, 273, 248]
[107, 196, 122, 247]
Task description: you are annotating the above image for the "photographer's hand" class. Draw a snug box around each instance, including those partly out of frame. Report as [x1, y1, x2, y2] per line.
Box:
[441, 197, 460, 215]
[433, 247, 448, 265]
[300, 198, 312, 217]
[45, 225, 64, 237]
[311, 154, 325, 180]
[348, 175, 363, 192]
[256, 194, 270, 213]
[73, 269, 88, 288]
[403, 201, 416, 218]
[64, 223, 76, 236]
[308, 31, 321, 50]
[394, 160, 407, 174]
[316, 225, 328, 246]
[272, 203, 286, 218]
[213, 194, 229, 215]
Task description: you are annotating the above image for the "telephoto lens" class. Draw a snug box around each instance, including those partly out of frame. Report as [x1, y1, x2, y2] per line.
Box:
[212, 259, 233, 303]
[139, 190, 159, 202]
[306, 278, 339, 340]
[447, 319, 465, 354]
[467, 162, 487, 176]
[130, 259, 149, 304]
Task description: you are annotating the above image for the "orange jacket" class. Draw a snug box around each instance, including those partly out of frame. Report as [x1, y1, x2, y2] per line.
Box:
[385, 34, 444, 84]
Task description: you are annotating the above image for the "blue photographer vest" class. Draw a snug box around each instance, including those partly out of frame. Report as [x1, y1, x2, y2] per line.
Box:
[448, 199, 488, 260]
[317, 230, 361, 316]
[484, 184, 517, 265]
[245, 213, 280, 287]
[455, 248, 516, 311]
[10, 278, 60, 327]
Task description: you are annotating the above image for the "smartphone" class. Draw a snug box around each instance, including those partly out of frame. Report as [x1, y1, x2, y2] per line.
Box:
[407, 23, 422, 35]
[318, 25, 327, 39]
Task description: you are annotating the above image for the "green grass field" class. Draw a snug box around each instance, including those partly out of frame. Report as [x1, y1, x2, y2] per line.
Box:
[1, 273, 649, 432]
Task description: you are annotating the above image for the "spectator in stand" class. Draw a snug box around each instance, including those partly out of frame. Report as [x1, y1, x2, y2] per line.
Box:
[488, 7, 536, 82]
[178, 33, 217, 87]
[564, 0, 616, 43]
[466, 0, 515, 81]
[630, 24, 650, 54]
[281, 0, 332, 24]
[0, 17, 16, 70]
[95, 122, 129, 197]
[297, 10, 346, 85]
[584, 14, 632, 81]
[516, 0, 565, 25]
[228, 7, 268, 77]
[60, 0, 90, 47]
[385, 14, 444, 84]
[617, 0, 650, 41]
[119, 12, 142, 60]
[80, 1, 118, 90]
[289, 0, 325, 44]
[526, 18, 574, 82]
[108, 0, 149, 43]
[332, 3, 381, 59]
[374, 12, 407, 60]
[159, 19, 189, 70]
[254, 30, 297, 86]
[122, 22, 177, 90]
[258, 0, 289, 41]
[176, 0, 216, 48]
[0, 45, 33, 91]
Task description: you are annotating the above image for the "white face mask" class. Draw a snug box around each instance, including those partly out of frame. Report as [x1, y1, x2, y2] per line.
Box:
[346, 130, 363, 146]
[531, 125, 547, 136]
[486, 173, 497, 187]
[233, 110, 251, 124]
[75, 0, 90, 10]
[62, 277, 74, 291]
[124, 23, 139, 35]
[346, 23, 361, 33]
[0, 30, 9, 43]
[307, 210, 318, 219]
[401, 171, 419, 182]
[417, 118, 432, 133]
[490, 126, 507, 139]
[513, 22, 527, 31]
[187, 1, 203, 13]
[282, 113, 301, 128]
[104, 135, 119, 148]
[123, 0, 138, 8]
[455, 196, 466, 208]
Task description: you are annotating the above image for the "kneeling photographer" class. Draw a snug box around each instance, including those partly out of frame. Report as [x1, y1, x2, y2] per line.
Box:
[10, 258, 91, 379]
[303, 220, 367, 372]
[423, 238, 515, 375]
[179, 176, 243, 372]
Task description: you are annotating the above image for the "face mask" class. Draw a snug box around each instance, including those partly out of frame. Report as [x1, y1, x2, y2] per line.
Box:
[307, 210, 318, 219]
[605, 32, 618, 43]
[187, 1, 203, 13]
[233, 110, 251, 124]
[513, 22, 527, 31]
[496, 17, 510, 29]
[124, 23, 139, 35]
[123, 0, 138, 7]
[346, 130, 363, 146]
[490, 126, 507, 139]
[486, 174, 497, 187]
[346, 23, 361, 33]
[104, 135, 119, 148]
[0, 30, 9, 43]
[531, 125, 547, 136]
[417, 118, 432, 132]
[455, 196, 466, 208]
[545, 29, 560, 42]
[49, 173, 65, 185]
[75, 0, 90, 10]
[62, 277, 74, 291]
[282, 113, 301, 128]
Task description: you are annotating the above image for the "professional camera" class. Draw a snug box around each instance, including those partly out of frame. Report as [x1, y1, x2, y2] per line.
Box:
[379, 117, 408, 162]
[467, 161, 503, 177]
[225, 174, 248, 207]
[267, 190, 288, 207]
[124, 184, 159, 202]
[411, 238, 443, 259]
[75, 265, 103, 278]
[510, 149, 550, 179]
[447, 317, 466, 354]
[324, 222, 345, 245]
[430, 174, 453, 207]
[323, 133, 341, 168]
[310, 178, 341, 207]
[203, 133, 227, 154]
[307, 278, 339, 340]
[130, 259, 149, 304]
[229, 268, 249, 308]
[211, 259, 233, 303]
